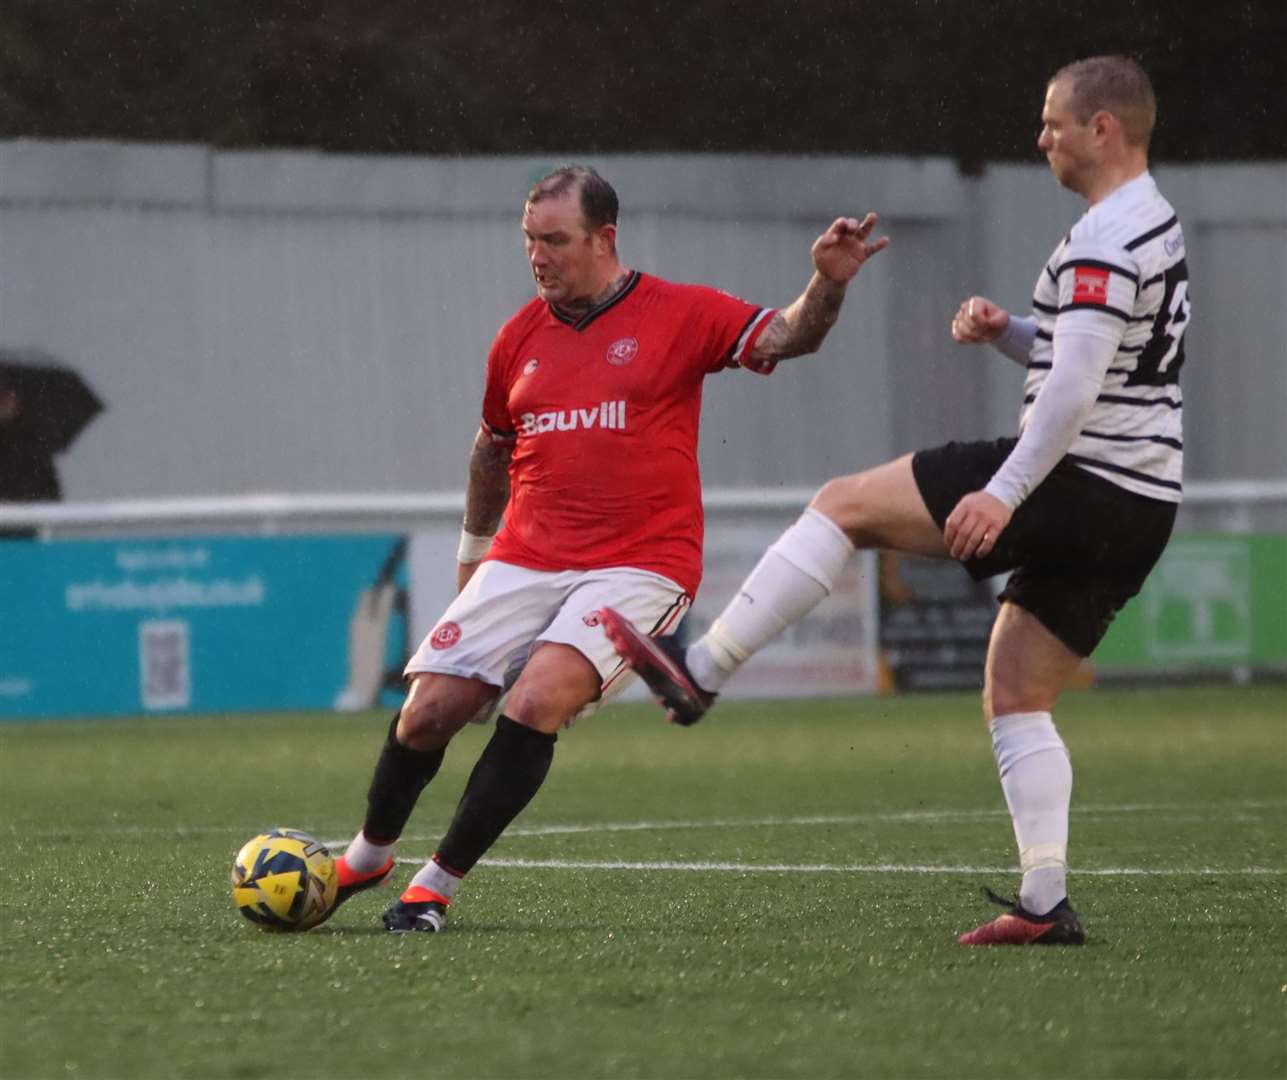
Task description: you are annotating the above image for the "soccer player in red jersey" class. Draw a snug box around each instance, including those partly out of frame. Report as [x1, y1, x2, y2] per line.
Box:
[331, 165, 889, 931]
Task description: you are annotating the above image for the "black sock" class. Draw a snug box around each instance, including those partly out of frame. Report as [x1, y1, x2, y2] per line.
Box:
[434, 715, 556, 875]
[362, 713, 445, 843]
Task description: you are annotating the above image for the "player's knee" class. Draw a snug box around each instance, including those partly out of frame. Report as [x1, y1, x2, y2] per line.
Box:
[983, 667, 1055, 722]
[981, 681, 1002, 725]
[984, 668, 1015, 721]
[397, 687, 474, 750]
[504, 677, 587, 735]
[810, 474, 875, 544]
[504, 644, 600, 734]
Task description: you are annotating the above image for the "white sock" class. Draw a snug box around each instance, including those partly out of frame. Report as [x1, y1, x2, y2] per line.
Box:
[408, 859, 463, 905]
[341, 830, 395, 873]
[686, 508, 854, 692]
[990, 711, 1072, 915]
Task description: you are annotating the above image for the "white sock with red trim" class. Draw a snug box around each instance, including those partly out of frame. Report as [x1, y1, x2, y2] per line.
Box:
[341, 830, 395, 874]
[990, 711, 1072, 916]
[405, 857, 462, 906]
[686, 508, 854, 692]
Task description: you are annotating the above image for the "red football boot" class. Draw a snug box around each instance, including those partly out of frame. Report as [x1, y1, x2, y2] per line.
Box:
[382, 885, 450, 932]
[600, 607, 714, 726]
[958, 887, 1086, 946]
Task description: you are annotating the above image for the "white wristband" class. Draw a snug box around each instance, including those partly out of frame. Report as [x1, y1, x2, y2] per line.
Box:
[457, 530, 493, 563]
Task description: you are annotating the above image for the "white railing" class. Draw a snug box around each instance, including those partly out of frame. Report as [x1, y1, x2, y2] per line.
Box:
[0, 488, 836, 538]
[0, 492, 466, 536]
[1, 480, 1283, 539]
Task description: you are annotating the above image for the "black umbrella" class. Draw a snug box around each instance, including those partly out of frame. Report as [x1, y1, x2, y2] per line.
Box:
[0, 350, 104, 453]
[0, 349, 104, 504]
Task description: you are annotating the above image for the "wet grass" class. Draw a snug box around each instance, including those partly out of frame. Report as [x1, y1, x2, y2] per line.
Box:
[1, 684, 1284, 1078]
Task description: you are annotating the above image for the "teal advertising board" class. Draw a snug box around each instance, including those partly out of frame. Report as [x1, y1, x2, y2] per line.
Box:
[0, 535, 407, 718]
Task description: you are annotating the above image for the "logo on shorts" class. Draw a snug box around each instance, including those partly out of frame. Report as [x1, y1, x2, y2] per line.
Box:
[429, 621, 462, 650]
[605, 338, 638, 366]
[523, 357, 540, 376]
[582, 609, 602, 627]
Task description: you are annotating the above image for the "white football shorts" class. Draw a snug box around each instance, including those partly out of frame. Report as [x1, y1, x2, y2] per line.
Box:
[404, 560, 691, 709]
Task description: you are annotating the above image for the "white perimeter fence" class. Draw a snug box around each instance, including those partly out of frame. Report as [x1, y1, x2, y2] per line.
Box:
[0, 481, 1281, 538]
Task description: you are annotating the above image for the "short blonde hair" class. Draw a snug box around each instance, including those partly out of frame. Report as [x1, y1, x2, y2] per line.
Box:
[1052, 55, 1156, 148]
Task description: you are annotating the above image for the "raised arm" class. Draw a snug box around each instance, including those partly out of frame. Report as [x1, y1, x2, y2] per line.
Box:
[747, 214, 890, 366]
[456, 426, 512, 592]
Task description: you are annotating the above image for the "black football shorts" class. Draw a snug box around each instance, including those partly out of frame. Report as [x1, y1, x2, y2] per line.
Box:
[911, 437, 1177, 657]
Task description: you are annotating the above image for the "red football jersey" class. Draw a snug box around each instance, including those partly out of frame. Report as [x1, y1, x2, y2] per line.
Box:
[480, 271, 776, 596]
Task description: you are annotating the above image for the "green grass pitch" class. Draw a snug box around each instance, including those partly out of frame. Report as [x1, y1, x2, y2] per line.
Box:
[1, 685, 1284, 1079]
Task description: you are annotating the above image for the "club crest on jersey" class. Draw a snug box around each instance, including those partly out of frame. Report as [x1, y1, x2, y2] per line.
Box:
[1072, 266, 1110, 304]
[429, 621, 462, 650]
[523, 357, 540, 376]
[518, 401, 628, 436]
[582, 609, 602, 627]
[605, 337, 639, 366]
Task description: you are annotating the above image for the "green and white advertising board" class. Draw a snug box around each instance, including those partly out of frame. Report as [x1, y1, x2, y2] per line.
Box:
[1096, 534, 1287, 675]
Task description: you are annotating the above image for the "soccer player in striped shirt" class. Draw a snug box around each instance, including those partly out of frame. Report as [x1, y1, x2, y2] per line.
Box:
[605, 55, 1189, 946]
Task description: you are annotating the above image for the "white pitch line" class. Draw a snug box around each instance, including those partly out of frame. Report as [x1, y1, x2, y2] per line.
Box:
[503, 812, 1010, 836]
[503, 801, 1284, 837]
[464, 857, 1286, 877]
[345, 801, 1286, 878]
[4, 800, 1281, 842]
[348, 799, 1282, 844]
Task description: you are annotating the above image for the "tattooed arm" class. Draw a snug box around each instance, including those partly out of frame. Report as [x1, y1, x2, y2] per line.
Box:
[457, 426, 512, 592]
[748, 213, 890, 365]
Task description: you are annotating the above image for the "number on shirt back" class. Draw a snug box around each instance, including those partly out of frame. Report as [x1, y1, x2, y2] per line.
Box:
[1127, 260, 1190, 387]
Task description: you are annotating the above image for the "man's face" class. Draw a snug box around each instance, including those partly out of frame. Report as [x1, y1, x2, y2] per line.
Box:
[1037, 79, 1100, 193]
[522, 191, 609, 305]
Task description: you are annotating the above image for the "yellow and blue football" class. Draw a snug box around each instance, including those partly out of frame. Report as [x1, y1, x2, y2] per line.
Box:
[231, 828, 337, 932]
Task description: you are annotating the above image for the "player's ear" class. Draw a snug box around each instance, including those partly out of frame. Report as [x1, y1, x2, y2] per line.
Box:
[594, 223, 617, 257]
[1091, 109, 1119, 145]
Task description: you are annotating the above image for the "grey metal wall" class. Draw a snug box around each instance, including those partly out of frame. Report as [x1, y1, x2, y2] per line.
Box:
[1, 141, 1283, 500]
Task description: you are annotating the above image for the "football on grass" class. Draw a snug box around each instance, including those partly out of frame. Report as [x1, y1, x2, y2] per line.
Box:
[231, 828, 337, 931]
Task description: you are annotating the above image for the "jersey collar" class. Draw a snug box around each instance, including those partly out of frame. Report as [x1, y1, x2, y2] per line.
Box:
[549, 271, 642, 331]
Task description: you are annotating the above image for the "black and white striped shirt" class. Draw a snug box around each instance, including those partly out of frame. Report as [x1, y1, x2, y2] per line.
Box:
[1025, 171, 1189, 501]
